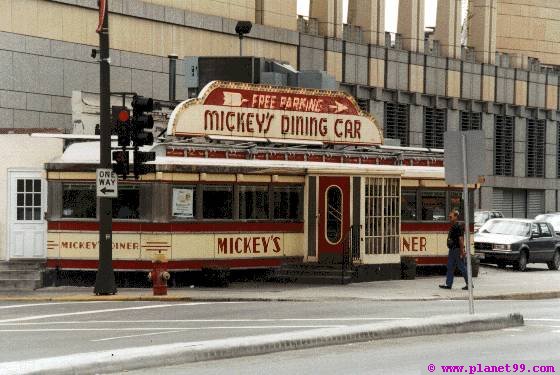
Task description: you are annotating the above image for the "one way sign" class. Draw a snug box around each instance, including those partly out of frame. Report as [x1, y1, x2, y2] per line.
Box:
[96, 168, 118, 198]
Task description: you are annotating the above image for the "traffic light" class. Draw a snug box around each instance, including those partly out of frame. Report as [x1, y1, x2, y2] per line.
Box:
[133, 150, 155, 179]
[131, 96, 154, 147]
[112, 106, 131, 147]
[112, 150, 129, 179]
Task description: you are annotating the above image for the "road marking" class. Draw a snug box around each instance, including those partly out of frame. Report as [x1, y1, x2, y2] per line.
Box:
[0, 302, 235, 323]
[0, 301, 113, 309]
[91, 330, 186, 342]
[0, 325, 345, 333]
[0, 317, 411, 326]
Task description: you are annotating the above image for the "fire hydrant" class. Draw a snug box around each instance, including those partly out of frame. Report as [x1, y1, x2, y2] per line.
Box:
[148, 252, 170, 295]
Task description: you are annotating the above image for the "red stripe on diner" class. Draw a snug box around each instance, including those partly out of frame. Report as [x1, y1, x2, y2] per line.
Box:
[414, 256, 448, 265]
[48, 221, 305, 233]
[402, 223, 475, 232]
[46, 258, 302, 270]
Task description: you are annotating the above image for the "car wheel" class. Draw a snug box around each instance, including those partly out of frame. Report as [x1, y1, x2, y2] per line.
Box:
[515, 251, 528, 272]
[497, 260, 507, 269]
[547, 250, 560, 271]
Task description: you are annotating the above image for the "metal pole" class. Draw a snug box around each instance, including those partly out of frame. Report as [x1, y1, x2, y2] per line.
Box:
[462, 134, 474, 314]
[94, 0, 116, 295]
[239, 34, 243, 56]
[168, 54, 178, 102]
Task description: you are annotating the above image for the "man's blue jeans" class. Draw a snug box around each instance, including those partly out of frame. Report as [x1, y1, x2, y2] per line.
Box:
[445, 247, 468, 287]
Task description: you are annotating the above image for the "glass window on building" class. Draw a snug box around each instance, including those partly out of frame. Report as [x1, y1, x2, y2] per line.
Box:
[273, 185, 303, 220]
[62, 184, 96, 218]
[401, 191, 417, 221]
[239, 185, 269, 220]
[494, 115, 514, 176]
[384, 102, 409, 146]
[421, 191, 446, 221]
[460, 111, 482, 131]
[203, 185, 233, 219]
[424, 107, 446, 149]
[171, 186, 196, 219]
[527, 119, 545, 178]
[112, 186, 140, 219]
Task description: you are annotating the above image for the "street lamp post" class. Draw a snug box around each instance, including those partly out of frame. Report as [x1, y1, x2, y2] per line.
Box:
[235, 21, 252, 56]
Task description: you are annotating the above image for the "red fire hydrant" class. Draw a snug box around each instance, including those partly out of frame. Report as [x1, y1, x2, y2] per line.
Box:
[148, 252, 170, 296]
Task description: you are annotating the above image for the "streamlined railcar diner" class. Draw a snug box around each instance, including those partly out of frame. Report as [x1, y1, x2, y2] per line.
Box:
[44, 81, 476, 282]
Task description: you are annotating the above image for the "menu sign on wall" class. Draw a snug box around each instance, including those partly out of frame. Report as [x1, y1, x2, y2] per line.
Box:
[172, 188, 194, 218]
[167, 81, 383, 145]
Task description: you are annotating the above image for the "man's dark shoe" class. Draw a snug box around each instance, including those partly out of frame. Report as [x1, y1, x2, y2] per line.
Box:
[462, 285, 474, 290]
[439, 284, 452, 289]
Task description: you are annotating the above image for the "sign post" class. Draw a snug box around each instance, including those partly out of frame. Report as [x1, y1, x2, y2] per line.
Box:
[94, 0, 116, 295]
[444, 130, 485, 315]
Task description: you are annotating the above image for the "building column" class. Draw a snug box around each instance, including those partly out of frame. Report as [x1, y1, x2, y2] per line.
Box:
[397, 0, 425, 53]
[467, 0, 497, 64]
[434, 0, 462, 59]
[348, 0, 385, 46]
[310, 0, 343, 39]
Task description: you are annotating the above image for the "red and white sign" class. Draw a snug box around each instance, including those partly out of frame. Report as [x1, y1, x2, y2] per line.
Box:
[167, 81, 383, 145]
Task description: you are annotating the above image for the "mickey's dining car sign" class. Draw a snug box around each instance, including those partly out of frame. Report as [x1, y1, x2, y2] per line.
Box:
[167, 81, 383, 145]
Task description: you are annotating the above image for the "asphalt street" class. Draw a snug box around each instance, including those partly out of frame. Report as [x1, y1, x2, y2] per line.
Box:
[0, 297, 557, 367]
[126, 311, 560, 375]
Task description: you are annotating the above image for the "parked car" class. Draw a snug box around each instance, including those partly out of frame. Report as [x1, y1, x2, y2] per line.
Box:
[535, 213, 560, 235]
[474, 210, 504, 232]
[474, 218, 560, 271]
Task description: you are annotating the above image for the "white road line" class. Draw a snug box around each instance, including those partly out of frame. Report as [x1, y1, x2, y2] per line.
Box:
[90, 330, 186, 342]
[0, 317, 411, 326]
[0, 302, 113, 310]
[0, 302, 224, 323]
[0, 325, 345, 333]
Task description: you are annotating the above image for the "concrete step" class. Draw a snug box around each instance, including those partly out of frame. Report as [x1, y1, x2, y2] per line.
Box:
[0, 279, 41, 290]
[0, 270, 42, 279]
[0, 261, 44, 271]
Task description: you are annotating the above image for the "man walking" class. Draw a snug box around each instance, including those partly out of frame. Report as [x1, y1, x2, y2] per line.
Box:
[439, 210, 472, 290]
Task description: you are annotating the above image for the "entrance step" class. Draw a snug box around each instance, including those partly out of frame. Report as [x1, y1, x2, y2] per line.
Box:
[274, 263, 355, 284]
[0, 261, 44, 290]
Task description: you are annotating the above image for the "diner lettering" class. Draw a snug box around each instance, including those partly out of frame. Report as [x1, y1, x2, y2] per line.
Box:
[60, 241, 139, 250]
[217, 236, 281, 254]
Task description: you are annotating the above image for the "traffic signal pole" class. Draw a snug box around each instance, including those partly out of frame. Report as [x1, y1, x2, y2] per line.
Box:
[94, 0, 116, 295]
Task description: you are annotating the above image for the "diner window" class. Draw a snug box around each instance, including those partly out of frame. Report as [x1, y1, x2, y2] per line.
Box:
[172, 186, 196, 219]
[239, 185, 269, 220]
[401, 191, 417, 221]
[273, 185, 303, 220]
[449, 191, 464, 221]
[62, 184, 96, 218]
[112, 186, 140, 219]
[203, 185, 233, 219]
[421, 191, 446, 221]
[326, 186, 343, 244]
[364, 177, 401, 255]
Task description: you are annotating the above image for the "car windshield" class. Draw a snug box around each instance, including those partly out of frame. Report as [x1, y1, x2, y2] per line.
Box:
[479, 220, 530, 236]
[474, 212, 488, 224]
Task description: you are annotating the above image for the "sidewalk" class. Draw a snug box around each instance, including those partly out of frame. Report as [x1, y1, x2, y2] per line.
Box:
[0, 265, 559, 302]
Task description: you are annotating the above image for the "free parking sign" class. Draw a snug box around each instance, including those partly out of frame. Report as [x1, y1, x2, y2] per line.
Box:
[96, 168, 118, 198]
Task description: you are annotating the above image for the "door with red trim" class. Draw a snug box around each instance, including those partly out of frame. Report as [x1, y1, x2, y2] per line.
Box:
[317, 176, 350, 263]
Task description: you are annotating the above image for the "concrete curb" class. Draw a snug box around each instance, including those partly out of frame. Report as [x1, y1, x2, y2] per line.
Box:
[0, 313, 523, 375]
[0, 290, 559, 302]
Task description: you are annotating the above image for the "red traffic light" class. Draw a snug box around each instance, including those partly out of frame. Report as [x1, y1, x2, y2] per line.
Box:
[118, 110, 130, 122]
